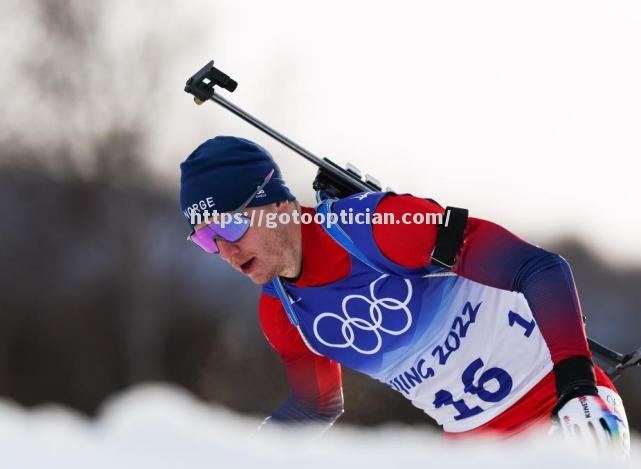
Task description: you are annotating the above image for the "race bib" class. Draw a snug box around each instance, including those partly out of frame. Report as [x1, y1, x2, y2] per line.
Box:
[375, 278, 553, 432]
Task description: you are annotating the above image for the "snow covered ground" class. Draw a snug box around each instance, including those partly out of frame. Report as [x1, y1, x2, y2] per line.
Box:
[0, 384, 637, 469]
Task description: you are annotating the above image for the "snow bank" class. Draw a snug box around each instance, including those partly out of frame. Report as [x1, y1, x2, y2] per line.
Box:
[0, 384, 637, 468]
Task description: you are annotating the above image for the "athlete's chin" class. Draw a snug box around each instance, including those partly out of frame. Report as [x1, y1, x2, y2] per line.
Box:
[248, 273, 272, 285]
[246, 267, 273, 285]
[242, 258, 279, 285]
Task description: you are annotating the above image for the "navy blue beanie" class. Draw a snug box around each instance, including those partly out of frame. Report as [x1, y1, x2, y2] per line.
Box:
[180, 136, 295, 225]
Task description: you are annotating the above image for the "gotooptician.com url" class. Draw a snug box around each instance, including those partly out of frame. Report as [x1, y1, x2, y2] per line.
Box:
[189, 209, 451, 229]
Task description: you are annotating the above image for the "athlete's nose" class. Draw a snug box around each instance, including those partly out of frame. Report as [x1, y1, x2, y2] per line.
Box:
[217, 239, 239, 262]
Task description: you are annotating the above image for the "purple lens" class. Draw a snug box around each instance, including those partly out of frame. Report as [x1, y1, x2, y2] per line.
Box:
[190, 227, 219, 253]
[213, 215, 251, 242]
[190, 215, 251, 253]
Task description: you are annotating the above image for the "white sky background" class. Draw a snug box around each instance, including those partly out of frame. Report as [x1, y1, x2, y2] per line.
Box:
[3, 0, 639, 263]
[149, 0, 641, 265]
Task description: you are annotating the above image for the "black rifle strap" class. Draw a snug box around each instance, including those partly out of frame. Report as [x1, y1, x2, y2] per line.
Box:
[430, 206, 469, 269]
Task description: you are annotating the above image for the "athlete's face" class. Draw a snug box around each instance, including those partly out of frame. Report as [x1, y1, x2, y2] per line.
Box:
[194, 201, 302, 285]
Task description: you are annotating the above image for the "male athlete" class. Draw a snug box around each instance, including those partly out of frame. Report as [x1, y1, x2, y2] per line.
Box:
[179, 136, 629, 452]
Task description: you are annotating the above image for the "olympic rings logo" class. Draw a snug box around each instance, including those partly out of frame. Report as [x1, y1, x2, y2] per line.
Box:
[312, 274, 413, 355]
